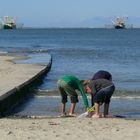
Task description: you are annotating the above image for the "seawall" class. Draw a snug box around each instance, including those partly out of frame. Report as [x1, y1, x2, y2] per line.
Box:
[0, 55, 52, 117]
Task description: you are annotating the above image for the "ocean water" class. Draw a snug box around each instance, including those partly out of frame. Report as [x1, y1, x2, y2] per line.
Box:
[0, 28, 140, 118]
[12, 96, 140, 119]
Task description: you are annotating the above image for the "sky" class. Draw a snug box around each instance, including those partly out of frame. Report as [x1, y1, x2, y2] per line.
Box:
[0, 0, 140, 27]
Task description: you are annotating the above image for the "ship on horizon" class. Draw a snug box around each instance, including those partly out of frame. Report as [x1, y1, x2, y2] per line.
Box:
[113, 17, 125, 29]
[105, 16, 133, 29]
[0, 16, 23, 29]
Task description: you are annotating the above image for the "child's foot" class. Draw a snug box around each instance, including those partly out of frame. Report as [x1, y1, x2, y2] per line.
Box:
[68, 113, 77, 117]
[92, 114, 102, 118]
[59, 113, 67, 117]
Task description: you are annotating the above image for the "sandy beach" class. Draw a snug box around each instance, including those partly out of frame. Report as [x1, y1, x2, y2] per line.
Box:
[0, 117, 140, 140]
[0, 55, 140, 140]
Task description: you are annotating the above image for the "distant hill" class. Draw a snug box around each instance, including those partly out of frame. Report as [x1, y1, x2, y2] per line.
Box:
[80, 16, 140, 28]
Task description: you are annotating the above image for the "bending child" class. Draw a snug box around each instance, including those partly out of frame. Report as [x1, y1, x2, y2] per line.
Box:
[57, 75, 89, 117]
[84, 79, 115, 118]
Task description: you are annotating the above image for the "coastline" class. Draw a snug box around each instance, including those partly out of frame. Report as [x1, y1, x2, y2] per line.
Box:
[0, 53, 52, 116]
[0, 54, 140, 140]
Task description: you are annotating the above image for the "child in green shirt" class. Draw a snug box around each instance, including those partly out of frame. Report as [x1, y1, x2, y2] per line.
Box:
[57, 75, 89, 117]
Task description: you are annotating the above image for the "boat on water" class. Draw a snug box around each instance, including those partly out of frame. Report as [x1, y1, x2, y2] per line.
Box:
[105, 16, 133, 29]
[0, 16, 23, 29]
[2, 16, 16, 29]
[113, 17, 125, 29]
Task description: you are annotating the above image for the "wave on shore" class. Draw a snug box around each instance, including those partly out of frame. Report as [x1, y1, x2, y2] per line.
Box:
[35, 89, 140, 99]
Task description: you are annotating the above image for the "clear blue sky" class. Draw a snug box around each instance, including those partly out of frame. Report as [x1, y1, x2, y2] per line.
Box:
[0, 0, 140, 27]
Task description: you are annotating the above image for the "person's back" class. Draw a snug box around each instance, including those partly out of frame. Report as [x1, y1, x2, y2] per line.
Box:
[92, 70, 112, 81]
[88, 79, 113, 96]
[61, 75, 80, 89]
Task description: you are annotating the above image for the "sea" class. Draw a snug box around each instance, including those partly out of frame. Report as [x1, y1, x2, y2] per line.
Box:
[0, 28, 140, 118]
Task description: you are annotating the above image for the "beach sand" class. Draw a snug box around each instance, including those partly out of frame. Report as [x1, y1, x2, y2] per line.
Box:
[0, 55, 140, 140]
[0, 117, 140, 140]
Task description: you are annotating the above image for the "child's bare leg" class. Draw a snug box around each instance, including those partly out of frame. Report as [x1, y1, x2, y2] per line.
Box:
[69, 103, 76, 114]
[92, 102, 101, 118]
[61, 103, 66, 114]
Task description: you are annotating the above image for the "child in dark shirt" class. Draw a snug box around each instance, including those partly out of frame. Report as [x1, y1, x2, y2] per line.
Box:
[84, 79, 115, 118]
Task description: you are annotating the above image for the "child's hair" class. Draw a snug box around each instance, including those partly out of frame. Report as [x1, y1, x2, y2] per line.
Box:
[81, 80, 90, 86]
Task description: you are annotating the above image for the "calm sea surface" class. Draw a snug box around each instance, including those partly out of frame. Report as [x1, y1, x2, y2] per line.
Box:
[0, 28, 140, 117]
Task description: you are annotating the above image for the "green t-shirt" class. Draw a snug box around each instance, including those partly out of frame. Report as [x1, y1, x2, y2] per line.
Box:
[61, 75, 89, 108]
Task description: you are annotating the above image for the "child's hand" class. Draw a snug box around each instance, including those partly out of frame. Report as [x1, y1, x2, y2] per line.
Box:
[88, 107, 95, 113]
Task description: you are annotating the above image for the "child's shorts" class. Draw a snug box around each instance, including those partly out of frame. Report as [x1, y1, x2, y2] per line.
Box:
[93, 84, 115, 104]
[57, 79, 78, 103]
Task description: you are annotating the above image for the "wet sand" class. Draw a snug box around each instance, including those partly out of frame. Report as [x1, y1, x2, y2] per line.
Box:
[0, 55, 140, 140]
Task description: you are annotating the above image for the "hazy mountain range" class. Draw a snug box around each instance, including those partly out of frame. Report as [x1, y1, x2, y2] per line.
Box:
[40, 16, 140, 28]
[81, 16, 140, 28]
[22, 16, 140, 28]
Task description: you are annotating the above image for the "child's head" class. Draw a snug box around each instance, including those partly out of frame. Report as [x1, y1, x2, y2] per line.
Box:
[81, 80, 92, 94]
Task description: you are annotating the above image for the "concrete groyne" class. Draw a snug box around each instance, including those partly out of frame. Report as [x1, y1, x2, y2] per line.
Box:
[0, 55, 52, 117]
